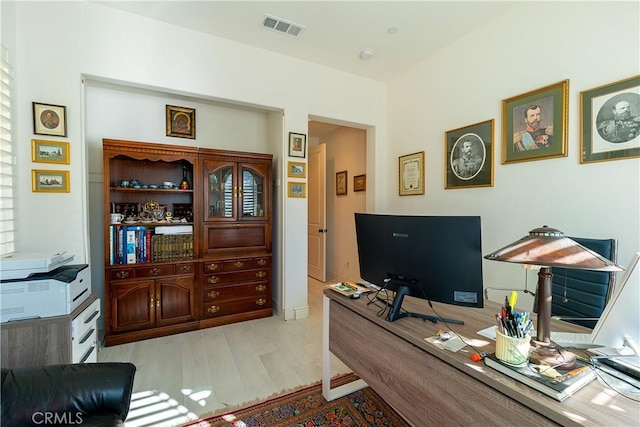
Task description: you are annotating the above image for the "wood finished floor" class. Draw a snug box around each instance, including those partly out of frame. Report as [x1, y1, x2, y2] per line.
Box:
[98, 278, 350, 427]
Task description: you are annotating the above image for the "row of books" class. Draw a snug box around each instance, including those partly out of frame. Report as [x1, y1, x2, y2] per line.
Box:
[108, 225, 193, 265]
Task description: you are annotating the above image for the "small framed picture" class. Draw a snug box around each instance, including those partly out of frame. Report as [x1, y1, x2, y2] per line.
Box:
[354, 174, 366, 192]
[287, 161, 306, 178]
[166, 105, 196, 139]
[445, 119, 494, 189]
[580, 75, 640, 164]
[289, 132, 306, 158]
[32, 139, 70, 164]
[32, 169, 70, 193]
[398, 151, 425, 196]
[336, 170, 347, 195]
[502, 80, 568, 164]
[287, 182, 306, 198]
[33, 102, 67, 137]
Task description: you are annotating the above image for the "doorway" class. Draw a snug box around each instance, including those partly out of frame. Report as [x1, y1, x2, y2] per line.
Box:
[307, 120, 367, 284]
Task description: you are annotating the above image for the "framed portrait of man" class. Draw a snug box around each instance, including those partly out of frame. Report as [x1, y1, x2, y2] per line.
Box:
[445, 119, 494, 189]
[502, 80, 568, 164]
[580, 75, 640, 164]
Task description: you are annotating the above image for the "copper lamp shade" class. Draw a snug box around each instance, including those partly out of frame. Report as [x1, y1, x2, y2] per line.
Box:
[485, 226, 623, 368]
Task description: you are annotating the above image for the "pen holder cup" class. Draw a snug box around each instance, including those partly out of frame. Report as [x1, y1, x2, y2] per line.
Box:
[495, 328, 531, 366]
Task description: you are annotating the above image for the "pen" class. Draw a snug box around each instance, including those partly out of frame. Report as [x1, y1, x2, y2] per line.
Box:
[343, 282, 358, 291]
[553, 365, 590, 383]
[509, 291, 518, 311]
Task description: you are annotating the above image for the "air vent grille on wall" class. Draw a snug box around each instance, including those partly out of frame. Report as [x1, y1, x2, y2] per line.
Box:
[262, 14, 305, 37]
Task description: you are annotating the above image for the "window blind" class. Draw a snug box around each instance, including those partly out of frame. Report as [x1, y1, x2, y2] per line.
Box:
[0, 45, 15, 256]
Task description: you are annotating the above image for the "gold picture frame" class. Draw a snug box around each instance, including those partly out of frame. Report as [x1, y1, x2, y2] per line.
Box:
[444, 119, 494, 189]
[580, 75, 640, 164]
[166, 105, 196, 139]
[398, 151, 425, 196]
[354, 174, 366, 192]
[32, 169, 70, 193]
[33, 102, 67, 137]
[287, 182, 306, 198]
[287, 161, 306, 178]
[32, 139, 70, 164]
[502, 80, 569, 164]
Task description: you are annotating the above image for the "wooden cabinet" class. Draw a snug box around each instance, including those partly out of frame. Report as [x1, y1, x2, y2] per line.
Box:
[102, 140, 272, 346]
[199, 148, 273, 327]
[103, 139, 200, 346]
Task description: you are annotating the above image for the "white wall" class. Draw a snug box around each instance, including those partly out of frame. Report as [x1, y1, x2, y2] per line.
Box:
[386, 1, 640, 309]
[8, 1, 386, 320]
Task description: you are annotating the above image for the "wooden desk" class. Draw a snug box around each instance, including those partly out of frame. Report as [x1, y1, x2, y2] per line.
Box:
[322, 290, 639, 426]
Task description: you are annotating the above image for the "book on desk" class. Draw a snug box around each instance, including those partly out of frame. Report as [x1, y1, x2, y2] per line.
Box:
[327, 282, 371, 297]
[484, 354, 596, 401]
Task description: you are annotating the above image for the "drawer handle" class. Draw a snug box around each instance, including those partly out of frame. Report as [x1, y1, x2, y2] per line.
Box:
[79, 328, 95, 345]
[84, 310, 100, 324]
[256, 298, 266, 306]
[179, 265, 191, 273]
[207, 264, 219, 271]
[150, 296, 155, 307]
[234, 261, 244, 268]
[207, 290, 220, 299]
[116, 271, 129, 279]
[79, 346, 95, 364]
[257, 259, 267, 266]
[150, 268, 160, 276]
[256, 284, 266, 292]
[208, 276, 219, 284]
[156, 294, 160, 307]
[208, 305, 220, 314]
[256, 271, 266, 279]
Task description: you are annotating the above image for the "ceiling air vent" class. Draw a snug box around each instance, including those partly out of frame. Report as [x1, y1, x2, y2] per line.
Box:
[262, 14, 305, 37]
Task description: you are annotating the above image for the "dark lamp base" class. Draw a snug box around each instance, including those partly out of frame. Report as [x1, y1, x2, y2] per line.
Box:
[529, 340, 576, 370]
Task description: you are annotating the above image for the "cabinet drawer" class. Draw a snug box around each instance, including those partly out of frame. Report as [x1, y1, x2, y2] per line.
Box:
[223, 257, 270, 271]
[202, 297, 271, 318]
[203, 224, 269, 254]
[72, 298, 101, 339]
[110, 268, 135, 281]
[204, 269, 269, 286]
[204, 261, 223, 273]
[203, 282, 269, 302]
[136, 265, 174, 278]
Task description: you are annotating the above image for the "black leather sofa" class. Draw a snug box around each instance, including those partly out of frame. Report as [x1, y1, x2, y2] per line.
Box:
[1, 362, 136, 426]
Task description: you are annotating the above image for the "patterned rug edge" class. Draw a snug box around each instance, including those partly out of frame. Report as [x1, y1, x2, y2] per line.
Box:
[184, 372, 359, 426]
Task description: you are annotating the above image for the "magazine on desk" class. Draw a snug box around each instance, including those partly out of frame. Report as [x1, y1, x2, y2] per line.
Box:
[484, 354, 596, 401]
[327, 282, 371, 296]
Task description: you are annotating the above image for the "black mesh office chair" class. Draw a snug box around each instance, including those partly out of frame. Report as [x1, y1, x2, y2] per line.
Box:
[545, 236, 618, 329]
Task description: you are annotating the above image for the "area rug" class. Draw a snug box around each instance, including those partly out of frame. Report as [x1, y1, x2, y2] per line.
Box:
[184, 373, 410, 427]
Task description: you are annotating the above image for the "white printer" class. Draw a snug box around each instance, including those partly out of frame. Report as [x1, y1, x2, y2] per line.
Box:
[0, 252, 91, 322]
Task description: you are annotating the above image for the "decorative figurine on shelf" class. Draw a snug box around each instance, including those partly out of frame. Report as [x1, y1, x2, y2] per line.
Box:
[180, 165, 190, 190]
[165, 211, 173, 222]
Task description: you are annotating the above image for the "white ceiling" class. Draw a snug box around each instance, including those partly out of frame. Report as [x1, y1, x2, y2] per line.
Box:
[94, 1, 520, 82]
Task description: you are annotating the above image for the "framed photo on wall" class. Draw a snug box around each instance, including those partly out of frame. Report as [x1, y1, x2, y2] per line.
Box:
[31, 139, 70, 164]
[336, 170, 347, 195]
[166, 105, 196, 139]
[32, 169, 70, 193]
[445, 119, 494, 189]
[33, 102, 67, 137]
[502, 80, 568, 164]
[580, 75, 640, 164]
[288, 132, 306, 158]
[287, 182, 306, 198]
[287, 161, 306, 178]
[354, 174, 366, 191]
[398, 151, 424, 196]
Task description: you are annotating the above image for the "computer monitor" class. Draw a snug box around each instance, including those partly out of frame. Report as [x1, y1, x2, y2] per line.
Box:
[592, 252, 640, 352]
[354, 213, 484, 323]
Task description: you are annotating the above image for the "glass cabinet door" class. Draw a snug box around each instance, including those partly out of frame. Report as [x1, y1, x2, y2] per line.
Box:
[206, 165, 234, 219]
[241, 166, 265, 219]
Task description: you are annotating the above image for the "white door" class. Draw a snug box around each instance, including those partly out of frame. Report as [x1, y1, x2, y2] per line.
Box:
[308, 144, 326, 281]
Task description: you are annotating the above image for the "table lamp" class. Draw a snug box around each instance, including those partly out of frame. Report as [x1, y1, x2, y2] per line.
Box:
[484, 226, 623, 369]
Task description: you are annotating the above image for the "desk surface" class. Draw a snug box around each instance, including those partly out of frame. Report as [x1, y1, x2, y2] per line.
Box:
[324, 289, 639, 426]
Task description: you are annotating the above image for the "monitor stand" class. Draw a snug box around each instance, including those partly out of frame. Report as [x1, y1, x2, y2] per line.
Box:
[386, 285, 465, 324]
